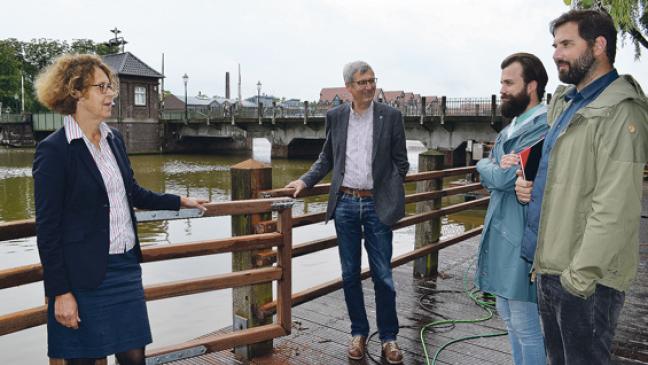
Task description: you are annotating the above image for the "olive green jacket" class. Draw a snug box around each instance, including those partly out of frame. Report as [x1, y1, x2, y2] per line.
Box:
[534, 74, 648, 298]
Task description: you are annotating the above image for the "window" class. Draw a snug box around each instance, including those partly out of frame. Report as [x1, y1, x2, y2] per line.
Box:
[134, 86, 146, 106]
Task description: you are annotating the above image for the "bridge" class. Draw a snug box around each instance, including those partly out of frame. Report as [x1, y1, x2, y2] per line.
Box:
[2, 95, 519, 158]
[161, 96, 507, 158]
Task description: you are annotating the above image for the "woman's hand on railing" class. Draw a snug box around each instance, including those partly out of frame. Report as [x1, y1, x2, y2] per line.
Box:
[285, 180, 306, 198]
[54, 292, 80, 329]
[180, 197, 209, 212]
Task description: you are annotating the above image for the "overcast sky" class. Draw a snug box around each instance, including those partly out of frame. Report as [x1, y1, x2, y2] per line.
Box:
[4, 0, 647, 101]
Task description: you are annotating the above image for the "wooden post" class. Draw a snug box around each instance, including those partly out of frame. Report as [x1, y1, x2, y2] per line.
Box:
[413, 149, 444, 278]
[230, 159, 273, 358]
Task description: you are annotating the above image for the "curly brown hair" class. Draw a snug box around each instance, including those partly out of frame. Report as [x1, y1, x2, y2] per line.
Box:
[35, 53, 118, 115]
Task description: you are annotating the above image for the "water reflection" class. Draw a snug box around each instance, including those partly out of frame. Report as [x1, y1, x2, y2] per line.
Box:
[0, 143, 485, 363]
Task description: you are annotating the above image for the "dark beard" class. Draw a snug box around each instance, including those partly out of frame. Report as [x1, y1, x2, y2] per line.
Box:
[557, 47, 595, 85]
[501, 90, 531, 118]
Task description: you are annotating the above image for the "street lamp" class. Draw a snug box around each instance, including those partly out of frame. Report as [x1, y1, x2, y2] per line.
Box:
[183, 73, 189, 121]
[256, 81, 262, 122]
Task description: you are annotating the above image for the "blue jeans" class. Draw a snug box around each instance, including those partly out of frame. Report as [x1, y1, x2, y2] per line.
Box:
[537, 274, 625, 365]
[334, 194, 399, 341]
[496, 296, 546, 365]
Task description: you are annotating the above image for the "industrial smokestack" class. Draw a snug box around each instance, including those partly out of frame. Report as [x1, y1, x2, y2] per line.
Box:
[225, 72, 230, 99]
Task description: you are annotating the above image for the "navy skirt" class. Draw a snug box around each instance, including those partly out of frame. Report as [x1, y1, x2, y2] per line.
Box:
[47, 249, 152, 359]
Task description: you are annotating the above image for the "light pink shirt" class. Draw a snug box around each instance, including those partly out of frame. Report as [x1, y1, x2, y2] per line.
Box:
[64, 115, 136, 254]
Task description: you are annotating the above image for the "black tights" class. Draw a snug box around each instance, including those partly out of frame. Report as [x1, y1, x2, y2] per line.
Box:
[67, 348, 145, 365]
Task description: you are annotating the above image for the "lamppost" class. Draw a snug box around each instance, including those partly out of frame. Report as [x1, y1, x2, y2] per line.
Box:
[183, 73, 189, 121]
[256, 81, 262, 121]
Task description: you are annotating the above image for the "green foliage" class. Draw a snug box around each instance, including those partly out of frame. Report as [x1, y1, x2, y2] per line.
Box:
[566, 0, 648, 58]
[0, 37, 122, 113]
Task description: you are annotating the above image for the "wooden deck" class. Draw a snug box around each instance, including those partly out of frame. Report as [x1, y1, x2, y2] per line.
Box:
[164, 182, 648, 364]
[167, 225, 648, 364]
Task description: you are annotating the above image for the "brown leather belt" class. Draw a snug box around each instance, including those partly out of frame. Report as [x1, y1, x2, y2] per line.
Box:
[340, 186, 373, 198]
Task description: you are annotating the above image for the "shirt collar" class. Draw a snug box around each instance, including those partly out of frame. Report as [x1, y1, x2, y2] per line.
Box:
[564, 69, 619, 102]
[351, 101, 374, 118]
[64, 115, 112, 144]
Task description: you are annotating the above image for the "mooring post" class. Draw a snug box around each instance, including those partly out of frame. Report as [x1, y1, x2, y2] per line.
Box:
[413, 149, 444, 278]
[230, 159, 274, 358]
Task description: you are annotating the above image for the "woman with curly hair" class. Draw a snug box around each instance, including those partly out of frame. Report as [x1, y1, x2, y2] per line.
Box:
[33, 53, 207, 365]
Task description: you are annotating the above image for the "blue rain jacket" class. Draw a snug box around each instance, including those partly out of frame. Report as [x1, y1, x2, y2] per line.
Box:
[474, 106, 549, 302]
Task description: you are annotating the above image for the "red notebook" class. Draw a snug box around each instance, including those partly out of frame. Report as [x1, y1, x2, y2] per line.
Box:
[518, 138, 544, 181]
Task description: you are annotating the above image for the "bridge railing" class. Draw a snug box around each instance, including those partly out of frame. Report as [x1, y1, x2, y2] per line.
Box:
[0, 114, 26, 124]
[0, 197, 295, 364]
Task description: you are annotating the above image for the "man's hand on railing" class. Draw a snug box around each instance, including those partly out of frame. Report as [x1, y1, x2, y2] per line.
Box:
[285, 180, 306, 198]
[180, 197, 209, 212]
[514, 170, 533, 204]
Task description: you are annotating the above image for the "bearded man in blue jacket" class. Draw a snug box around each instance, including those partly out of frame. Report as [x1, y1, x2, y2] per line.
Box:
[474, 53, 550, 365]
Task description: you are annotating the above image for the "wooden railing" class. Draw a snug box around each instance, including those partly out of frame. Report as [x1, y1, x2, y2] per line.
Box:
[0, 198, 295, 364]
[0, 162, 489, 364]
[253, 165, 488, 317]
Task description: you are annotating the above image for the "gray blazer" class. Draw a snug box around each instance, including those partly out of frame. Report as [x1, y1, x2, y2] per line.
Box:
[300, 102, 409, 226]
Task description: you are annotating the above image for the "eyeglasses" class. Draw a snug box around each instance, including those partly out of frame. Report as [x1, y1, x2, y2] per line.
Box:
[353, 77, 377, 86]
[90, 82, 116, 94]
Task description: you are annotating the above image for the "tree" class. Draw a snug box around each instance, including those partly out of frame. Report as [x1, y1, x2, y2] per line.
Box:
[0, 41, 22, 113]
[564, 0, 648, 58]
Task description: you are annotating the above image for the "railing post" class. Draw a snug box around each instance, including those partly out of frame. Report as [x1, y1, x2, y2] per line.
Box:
[271, 101, 276, 125]
[413, 149, 444, 278]
[490, 94, 497, 123]
[258, 102, 263, 125]
[546, 93, 552, 105]
[303, 101, 309, 125]
[420, 96, 426, 125]
[440, 96, 447, 125]
[230, 159, 274, 358]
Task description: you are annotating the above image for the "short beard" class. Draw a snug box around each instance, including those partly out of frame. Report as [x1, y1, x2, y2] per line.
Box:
[557, 47, 595, 85]
[501, 89, 531, 118]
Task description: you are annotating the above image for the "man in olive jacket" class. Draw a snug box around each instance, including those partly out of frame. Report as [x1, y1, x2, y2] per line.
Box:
[515, 10, 648, 364]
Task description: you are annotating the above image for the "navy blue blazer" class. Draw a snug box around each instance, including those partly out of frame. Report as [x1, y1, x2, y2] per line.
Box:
[33, 127, 180, 298]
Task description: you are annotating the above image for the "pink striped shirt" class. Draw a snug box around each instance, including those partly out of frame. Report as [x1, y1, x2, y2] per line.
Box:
[64, 115, 136, 254]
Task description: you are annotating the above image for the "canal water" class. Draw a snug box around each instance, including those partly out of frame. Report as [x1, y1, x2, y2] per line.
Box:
[0, 140, 485, 363]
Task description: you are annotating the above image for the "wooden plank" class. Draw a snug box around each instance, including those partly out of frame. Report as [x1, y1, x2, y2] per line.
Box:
[142, 233, 283, 262]
[258, 228, 483, 316]
[0, 234, 284, 290]
[0, 218, 36, 242]
[147, 324, 287, 358]
[0, 305, 47, 336]
[144, 267, 282, 301]
[0, 263, 43, 289]
[393, 197, 489, 230]
[255, 212, 326, 234]
[405, 183, 484, 204]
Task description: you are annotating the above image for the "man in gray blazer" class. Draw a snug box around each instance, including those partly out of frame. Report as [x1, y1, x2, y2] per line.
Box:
[286, 61, 409, 364]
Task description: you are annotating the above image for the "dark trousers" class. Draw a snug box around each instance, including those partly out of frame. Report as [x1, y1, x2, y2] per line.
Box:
[537, 274, 625, 365]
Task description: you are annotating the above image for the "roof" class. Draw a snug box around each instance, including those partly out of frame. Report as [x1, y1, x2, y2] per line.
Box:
[102, 52, 163, 78]
[382, 91, 405, 103]
[319, 87, 383, 103]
